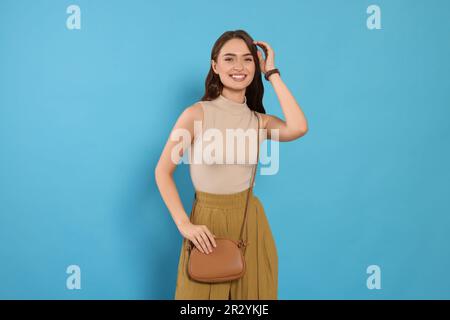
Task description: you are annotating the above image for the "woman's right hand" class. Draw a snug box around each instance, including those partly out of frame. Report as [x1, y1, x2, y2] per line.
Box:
[178, 221, 217, 254]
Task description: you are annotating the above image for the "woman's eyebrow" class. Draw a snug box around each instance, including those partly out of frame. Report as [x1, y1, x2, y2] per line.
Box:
[223, 53, 253, 57]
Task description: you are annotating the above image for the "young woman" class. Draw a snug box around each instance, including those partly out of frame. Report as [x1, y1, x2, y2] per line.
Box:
[155, 29, 308, 300]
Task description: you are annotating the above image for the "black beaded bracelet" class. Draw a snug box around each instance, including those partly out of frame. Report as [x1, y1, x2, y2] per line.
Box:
[264, 68, 280, 81]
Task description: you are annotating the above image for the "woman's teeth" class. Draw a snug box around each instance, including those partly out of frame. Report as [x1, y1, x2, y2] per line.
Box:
[230, 74, 247, 82]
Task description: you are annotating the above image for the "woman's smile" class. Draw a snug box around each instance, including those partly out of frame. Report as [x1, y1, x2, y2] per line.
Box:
[229, 74, 247, 82]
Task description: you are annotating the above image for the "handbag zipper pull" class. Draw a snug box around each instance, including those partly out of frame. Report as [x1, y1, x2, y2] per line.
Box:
[238, 239, 248, 248]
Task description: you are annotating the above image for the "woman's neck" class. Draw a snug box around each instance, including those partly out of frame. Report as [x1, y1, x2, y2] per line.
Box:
[220, 88, 246, 104]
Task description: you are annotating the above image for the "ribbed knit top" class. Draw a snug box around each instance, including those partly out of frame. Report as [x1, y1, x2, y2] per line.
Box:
[188, 94, 263, 194]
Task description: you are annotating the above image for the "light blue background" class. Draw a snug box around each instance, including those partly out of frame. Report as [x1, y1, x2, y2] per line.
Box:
[1, 0, 449, 299]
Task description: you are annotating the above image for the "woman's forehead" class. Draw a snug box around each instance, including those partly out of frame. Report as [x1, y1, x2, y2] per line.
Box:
[219, 39, 251, 56]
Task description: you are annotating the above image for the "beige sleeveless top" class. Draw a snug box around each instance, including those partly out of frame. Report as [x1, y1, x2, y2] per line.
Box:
[189, 94, 263, 194]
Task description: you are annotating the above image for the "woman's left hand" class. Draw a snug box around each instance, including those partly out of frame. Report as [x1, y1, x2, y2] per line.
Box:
[253, 40, 276, 74]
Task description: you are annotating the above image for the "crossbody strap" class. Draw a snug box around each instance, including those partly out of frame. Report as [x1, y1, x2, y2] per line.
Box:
[237, 111, 260, 250]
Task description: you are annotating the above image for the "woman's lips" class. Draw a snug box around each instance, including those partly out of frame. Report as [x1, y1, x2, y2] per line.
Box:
[230, 74, 247, 82]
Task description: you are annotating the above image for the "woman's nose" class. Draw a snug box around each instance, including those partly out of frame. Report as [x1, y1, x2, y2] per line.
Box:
[233, 63, 244, 70]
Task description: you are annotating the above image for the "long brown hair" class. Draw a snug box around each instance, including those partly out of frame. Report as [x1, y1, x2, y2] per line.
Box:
[200, 30, 266, 114]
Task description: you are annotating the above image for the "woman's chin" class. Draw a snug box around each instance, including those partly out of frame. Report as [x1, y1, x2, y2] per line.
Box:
[224, 81, 250, 90]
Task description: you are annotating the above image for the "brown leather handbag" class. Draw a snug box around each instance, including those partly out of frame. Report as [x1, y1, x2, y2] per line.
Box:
[185, 111, 261, 283]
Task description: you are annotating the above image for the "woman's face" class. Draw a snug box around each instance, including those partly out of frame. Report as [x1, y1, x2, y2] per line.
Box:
[211, 38, 256, 91]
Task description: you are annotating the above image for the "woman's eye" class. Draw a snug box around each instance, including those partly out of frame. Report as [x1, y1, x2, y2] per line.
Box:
[224, 58, 252, 62]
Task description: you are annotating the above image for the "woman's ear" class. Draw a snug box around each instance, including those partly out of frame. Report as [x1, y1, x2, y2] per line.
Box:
[211, 59, 217, 74]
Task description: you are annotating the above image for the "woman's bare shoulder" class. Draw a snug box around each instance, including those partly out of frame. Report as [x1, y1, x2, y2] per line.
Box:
[254, 111, 270, 129]
[180, 102, 204, 123]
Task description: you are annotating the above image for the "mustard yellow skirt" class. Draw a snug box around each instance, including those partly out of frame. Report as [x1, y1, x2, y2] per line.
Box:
[174, 187, 278, 300]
